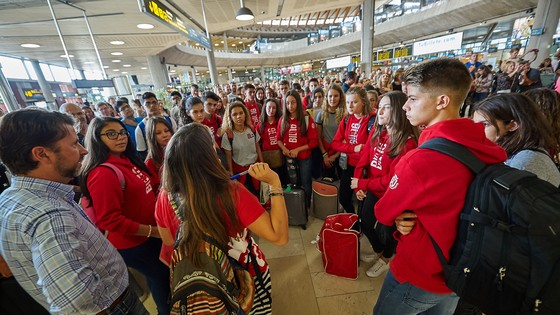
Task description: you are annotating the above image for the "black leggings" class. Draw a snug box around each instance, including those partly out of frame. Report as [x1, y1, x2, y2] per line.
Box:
[360, 192, 396, 259]
[339, 166, 356, 213]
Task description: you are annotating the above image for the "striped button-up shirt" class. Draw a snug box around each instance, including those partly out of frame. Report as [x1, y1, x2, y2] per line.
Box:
[0, 176, 128, 314]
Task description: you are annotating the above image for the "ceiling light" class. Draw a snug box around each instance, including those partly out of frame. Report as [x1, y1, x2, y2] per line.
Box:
[195, 43, 200, 46]
[121, 71, 128, 74]
[220, 40, 224, 44]
[239, 41, 243, 44]
[103, 66, 109, 68]
[236, 0, 254, 21]
[137, 23, 154, 29]
[170, 70, 176, 73]
[111, 52, 123, 56]
[113, 69, 120, 71]
[60, 54, 74, 58]
[141, 67, 147, 70]
[112, 60, 121, 63]
[21, 43, 40, 48]
[110, 40, 125, 45]
[232, 44, 236, 46]
[123, 64, 131, 67]
[214, 43, 219, 46]
[84, 61, 95, 64]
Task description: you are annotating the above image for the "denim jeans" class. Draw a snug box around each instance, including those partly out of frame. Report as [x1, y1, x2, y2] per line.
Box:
[106, 287, 149, 315]
[373, 270, 459, 315]
[119, 238, 170, 315]
[297, 158, 312, 207]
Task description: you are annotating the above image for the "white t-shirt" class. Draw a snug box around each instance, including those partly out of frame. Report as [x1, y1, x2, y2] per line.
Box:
[221, 128, 260, 166]
[135, 115, 178, 152]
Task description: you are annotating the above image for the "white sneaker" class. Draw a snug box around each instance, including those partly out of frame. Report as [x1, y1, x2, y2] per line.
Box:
[359, 253, 379, 263]
[366, 259, 389, 278]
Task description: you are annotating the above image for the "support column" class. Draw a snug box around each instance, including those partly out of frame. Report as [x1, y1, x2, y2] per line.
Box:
[146, 55, 168, 90]
[360, 0, 374, 77]
[526, 0, 560, 60]
[31, 60, 56, 110]
[228, 68, 233, 82]
[223, 33, 229, 52]
[0, 64, 19, 112]
[190, 66, 197, 83]
[261, 66, 265, 82]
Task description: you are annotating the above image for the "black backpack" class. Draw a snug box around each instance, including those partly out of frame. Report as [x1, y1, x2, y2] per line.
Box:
[421, 138, 560, 315]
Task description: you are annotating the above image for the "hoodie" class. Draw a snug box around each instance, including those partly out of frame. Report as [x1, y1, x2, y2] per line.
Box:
[87, 155, 156, 250]
[332, 114, 376, 167]
[374, 118, 507, 294]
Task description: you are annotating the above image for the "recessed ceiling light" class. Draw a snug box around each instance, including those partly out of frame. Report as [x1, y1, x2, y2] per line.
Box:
[214, 43, 219, 46]
[239, 41, 243, 44]
[111, 52, 123, 56]
[21, 43, 40, 48]
[110, 40, 125, 45]
[123, 64, 131, 67]
[60, 54, 74, 58]
[195, 43, 200, 46]
[232, 44, 236, 46]
[140, 67, 147, 70]
[84, 61, 95, 64]
[113, 69, 120, 72]
[112, 60, 121, 63]
[103, 66, 109, 68]
[220, 41, 224, 44]
[169, 70, 176, 73]
[137, 23, 154, 29]
[121, 71, 128, 74]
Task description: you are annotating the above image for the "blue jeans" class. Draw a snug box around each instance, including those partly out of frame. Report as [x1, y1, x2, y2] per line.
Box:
[373, 270, 459, 315]
[106, 288, 149, 315]
[297, 158, 312, 207]
[119, 238, 170, 315]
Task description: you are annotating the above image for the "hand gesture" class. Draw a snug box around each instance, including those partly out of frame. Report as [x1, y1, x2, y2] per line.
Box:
[249, 162, 280, 186]
[356, 189, 366, 201]
[350, 177, 359, 189]
[395, 211, 418, 236]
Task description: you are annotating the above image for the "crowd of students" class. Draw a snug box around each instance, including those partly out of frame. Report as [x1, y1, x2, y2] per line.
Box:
[1, 54, 560, 315]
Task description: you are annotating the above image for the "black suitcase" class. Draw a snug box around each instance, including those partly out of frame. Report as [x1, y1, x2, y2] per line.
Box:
[312, 177, 340, 220]
[284, 186, 307, 229]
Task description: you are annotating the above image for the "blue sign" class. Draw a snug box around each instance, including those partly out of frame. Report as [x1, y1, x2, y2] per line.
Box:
[531, 28, 543, 36]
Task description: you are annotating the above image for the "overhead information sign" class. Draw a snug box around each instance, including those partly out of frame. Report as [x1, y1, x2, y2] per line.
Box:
[413, 32, 463, 55]
[376, 49, 394, 61]
[394, 45, 413, 58]
[326, 56, 351, 69]
[140, 0, 211, 49]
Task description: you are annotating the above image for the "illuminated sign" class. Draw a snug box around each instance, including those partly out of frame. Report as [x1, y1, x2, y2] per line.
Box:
[394, 45, 413, 58]
[377, 49, 394, 61]
[140, 0, 210, 49]
[413, 32, 463, 55]
[326, 56, 351, 69]
[23, 89, 44, 100]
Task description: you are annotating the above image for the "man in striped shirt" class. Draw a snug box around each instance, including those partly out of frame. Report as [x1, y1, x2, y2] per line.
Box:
[0, 109, 148, 314]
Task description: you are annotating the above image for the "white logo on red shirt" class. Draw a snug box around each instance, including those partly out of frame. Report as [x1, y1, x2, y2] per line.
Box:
[267, 127, 278, 145]
[370, 142, 387, 170]
[349, 122, 360, 144]
[132, 167, 153, 194]
[389, 174, 399, 190]
[288, 123, 298, 143]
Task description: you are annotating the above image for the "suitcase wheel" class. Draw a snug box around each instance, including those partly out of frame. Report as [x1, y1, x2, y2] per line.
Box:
[300, 224, 307, 230]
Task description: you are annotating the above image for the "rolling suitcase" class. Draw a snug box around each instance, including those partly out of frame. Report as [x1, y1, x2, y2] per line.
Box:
[312, 177, 340, 220]
[284, 186, 307, 229]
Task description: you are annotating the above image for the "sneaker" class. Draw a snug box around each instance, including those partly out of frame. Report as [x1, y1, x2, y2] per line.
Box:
[359, 253, 379, 263]
[366, 259, 389, 278]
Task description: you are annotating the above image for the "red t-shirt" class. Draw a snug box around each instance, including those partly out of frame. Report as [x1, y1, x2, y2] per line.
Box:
[87, 155, 156, 250]
[276, 116, 319, 160]
[353, 130, 417, 198]
[202, 114, 223, 146]
[155, 183, 266, 273]
[244, 100, 261, 128]
[256, 119, 280, 151]
[145, 158, 161, 193]
[332, 114, 375, 167]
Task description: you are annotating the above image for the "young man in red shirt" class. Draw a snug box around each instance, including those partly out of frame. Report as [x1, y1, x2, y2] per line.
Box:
[243, 83, 261, 127]
[373, 58, 507, 314]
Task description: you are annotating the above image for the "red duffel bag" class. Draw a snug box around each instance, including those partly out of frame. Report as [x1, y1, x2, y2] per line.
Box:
[317, 213, 360, 279]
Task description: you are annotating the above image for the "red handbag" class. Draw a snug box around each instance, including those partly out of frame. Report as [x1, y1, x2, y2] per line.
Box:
[317, 213, 360, 279]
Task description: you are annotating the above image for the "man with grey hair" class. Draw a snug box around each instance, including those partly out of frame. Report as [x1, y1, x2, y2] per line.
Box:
[59, 102, 87, 146]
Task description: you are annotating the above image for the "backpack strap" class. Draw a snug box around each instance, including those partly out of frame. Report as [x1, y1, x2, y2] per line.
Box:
[367, 116, 376, 133]
[419, 138, 485, 174]
[99, 163, 125, 190]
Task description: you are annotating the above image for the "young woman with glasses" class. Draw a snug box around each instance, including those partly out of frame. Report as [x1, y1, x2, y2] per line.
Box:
[79, 117, 170, 314]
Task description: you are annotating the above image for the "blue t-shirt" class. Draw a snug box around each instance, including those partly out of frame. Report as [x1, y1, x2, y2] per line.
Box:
[122, 117, 143, 147]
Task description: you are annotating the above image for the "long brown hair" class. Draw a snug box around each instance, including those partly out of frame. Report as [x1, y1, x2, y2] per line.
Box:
[281, 90, 308, 137]
[146, 116, 174, 168]
[523, 88, 560, 160]
[162, 123, 242, 266]
[321, 84, 346, 125]
[475, 94, 555, 157]
[371, 91, 419, 157]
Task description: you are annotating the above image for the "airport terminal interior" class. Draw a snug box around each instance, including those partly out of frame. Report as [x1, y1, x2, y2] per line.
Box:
[1, 0, 560, 314]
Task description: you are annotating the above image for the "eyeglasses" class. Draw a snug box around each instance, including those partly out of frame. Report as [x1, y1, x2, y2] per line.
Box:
[100, 130, 129, 140]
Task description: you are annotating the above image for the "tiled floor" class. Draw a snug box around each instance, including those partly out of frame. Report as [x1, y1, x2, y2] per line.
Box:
[143, 216, 387, 315]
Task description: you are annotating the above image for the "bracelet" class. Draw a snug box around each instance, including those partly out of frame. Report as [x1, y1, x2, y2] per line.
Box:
[269, 187, 283, 193]
[322, 152, 328, 157]
[147, 225, 152, 238]
[269, 192, 284, 197]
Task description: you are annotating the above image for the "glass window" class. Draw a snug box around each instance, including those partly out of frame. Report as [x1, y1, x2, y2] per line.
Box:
[84, 71, 103, 80]
[72, 69, 82, 80]
[50, 65, 72, 82]
[0, 56, 29, 79]
[23, 60, 38, 80]
[40, 63, 54, 81]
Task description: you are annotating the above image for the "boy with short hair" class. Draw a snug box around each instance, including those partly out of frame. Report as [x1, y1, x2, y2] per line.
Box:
[373, 58, 507, 314]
